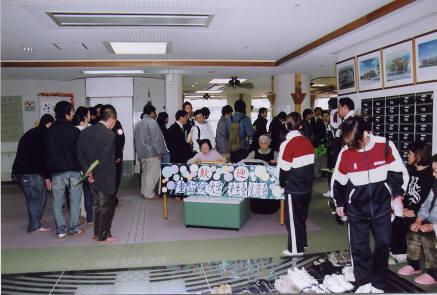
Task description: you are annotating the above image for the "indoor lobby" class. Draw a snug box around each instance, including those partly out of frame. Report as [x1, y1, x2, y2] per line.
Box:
[2, 0, 437, 294]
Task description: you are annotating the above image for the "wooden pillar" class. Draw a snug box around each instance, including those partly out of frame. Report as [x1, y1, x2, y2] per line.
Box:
[290, 73, 306, 114]
[280, 200, 285, 225]
[163, 194, 168, 219]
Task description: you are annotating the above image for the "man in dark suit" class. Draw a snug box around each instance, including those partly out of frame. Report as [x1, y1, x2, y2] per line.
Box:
[167, 110, 193, 163]
[77, 105, 118, 243]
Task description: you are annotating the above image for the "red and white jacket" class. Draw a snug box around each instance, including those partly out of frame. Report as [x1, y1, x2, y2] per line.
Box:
[331, 134, 409, 219]
[278, 130, 314, 195]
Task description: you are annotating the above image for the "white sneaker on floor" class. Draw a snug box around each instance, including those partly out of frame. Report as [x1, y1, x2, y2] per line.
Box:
[371, 284, 384, 293]
[323, 190, 331, 197]
[323, 274, 346, 293]
[355, 283, 372, 293]
[332, 274, 354, 291]
[282, 249, 304, 256]
[288, 267, 323, 293]
[389, 253, 407, 265]
[342, 265, 356, 282]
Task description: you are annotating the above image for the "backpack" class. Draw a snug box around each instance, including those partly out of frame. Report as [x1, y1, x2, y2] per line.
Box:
[228, 115, 245, 152]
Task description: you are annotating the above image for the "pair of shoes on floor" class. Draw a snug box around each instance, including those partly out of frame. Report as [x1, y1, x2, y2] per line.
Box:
[414, 273, 437, 285]
[342, 265, 356, 282]
[329, 251, 350, 266]
[57, 233, 67, 239]
[323, 273, 354, 293]
[355, 283, 384, 293]
[388, 252, 407, 265]
[287, 267, 325, 293]
[282, 249, 304, 257]
[33, 227, 52, 233]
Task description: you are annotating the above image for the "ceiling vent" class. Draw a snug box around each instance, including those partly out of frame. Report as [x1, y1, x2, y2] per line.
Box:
[52, 42, 88, 50]
[47, 12, 214, 27]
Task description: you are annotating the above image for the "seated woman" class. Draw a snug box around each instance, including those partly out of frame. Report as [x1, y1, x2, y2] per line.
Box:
[244, 135, 280, 214]
[187, 139, 226, 164]
[245, 135, 278, 165]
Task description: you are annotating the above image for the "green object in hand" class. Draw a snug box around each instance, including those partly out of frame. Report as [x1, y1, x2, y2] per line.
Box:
[75, 160, 99, 186]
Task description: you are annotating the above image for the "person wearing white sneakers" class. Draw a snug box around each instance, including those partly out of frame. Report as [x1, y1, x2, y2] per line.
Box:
[331, 117, 409, 293]
[278, 112, 314, 257]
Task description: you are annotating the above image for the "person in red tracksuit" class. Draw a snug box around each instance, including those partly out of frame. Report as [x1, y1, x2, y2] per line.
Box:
[331, 117, 408, 293]
[278, 112, 314, 256]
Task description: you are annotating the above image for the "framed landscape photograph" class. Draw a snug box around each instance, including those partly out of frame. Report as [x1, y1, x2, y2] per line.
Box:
[336, 57, 357, 95]
[357, 49, 383, 91]
[415, 30, 437, 83]
[382, 39, 414, 88]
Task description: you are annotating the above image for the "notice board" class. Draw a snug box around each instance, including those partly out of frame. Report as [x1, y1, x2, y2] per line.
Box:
[1, 96, 23, 142]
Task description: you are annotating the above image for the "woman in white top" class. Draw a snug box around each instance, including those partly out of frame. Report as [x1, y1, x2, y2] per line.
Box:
[191, 109, 216, 152]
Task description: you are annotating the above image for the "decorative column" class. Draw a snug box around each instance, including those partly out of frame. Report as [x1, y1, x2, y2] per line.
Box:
[165, 72, 183, 125]
[274, 73, 310, 115]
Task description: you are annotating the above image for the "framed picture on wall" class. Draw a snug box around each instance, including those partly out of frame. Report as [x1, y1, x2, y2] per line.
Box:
[336, 57, 357, 95]
[382, 39, 414, 88]
[415, 30, 437, 83]
[357, 49, 383, 92]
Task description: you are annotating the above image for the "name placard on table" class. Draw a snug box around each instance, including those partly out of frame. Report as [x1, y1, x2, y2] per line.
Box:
[161, 163, 284, 200]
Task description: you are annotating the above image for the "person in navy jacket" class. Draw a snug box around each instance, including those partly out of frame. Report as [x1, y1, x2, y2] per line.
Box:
[331, 116, 408, 293]
[278, 112, 314, 256]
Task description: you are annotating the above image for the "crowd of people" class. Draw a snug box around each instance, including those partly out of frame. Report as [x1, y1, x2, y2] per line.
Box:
[11, 96, 437, 290]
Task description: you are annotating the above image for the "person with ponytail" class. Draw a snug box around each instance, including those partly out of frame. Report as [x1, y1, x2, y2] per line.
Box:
[278, 112, 314, 256]
[398, 154, 437, 285]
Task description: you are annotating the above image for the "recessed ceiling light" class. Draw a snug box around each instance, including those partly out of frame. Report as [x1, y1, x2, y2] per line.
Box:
[23, 47, 33, 51]
[311, 84, 326, 87]
[196, 90, 223, 94]
[106, 42, 167, 54]
[209, 78, 246, 84]
[82, 70, 144, 75]
[47, 12, 213, 27]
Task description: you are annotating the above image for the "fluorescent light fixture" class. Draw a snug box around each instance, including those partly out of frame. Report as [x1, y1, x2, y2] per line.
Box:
[209, 78, 246, 84]
[47, 12, 213, 27]
[196, 90, 223, 94]
[82, 70, 144, 75]
[311, 83, 326, 87]
[107, 42, 167, 54]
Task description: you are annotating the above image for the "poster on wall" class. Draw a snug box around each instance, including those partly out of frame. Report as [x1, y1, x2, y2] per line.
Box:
[357, 50, 383, 91]
[383, 39, 414, 88]
[415, 30, 437, 83]
[336, 58, 357, 95]
[38, 96, 69, 118]
[160, 163, 284, 199]
[1, 96, 24, 142]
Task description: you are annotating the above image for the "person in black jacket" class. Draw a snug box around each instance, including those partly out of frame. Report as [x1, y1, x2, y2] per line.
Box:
[268, 112, 287, 152]
[77, 105, 118, 243]
[112, 120, 125, 204]
[390, 141, 433, 264]
[167, 110, 193, 163]
[157, 112, 170, 163]
[46, 101, 84, 239]
[12, 114, 54, 233]
[301, 108, 314, 143]
[182, 101, 194, 140]
[251, 107, 268, 150]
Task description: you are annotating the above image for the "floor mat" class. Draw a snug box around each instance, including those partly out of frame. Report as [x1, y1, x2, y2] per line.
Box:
[1, 252, 426, 294]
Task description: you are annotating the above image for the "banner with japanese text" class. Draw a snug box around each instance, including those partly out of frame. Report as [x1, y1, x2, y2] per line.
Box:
[161, 163, 284, 199]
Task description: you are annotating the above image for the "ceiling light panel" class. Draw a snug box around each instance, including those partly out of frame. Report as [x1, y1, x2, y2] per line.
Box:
[209, 78, 246, 84]
[82, 70, 144, 75]
[47, 12, 213, 27]
[106, 42, 167, 54]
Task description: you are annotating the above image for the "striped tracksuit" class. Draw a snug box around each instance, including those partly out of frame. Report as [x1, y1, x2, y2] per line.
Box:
[278, 130, 315, 254]
[331, 134, 408, 289]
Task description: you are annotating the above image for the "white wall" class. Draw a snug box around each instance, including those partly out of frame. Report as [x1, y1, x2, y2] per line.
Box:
[336, 16, 437, 154]
[133, 77, 166, 114]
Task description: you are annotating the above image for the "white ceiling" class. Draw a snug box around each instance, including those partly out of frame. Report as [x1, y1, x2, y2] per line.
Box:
[1, 0, 436, 94]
